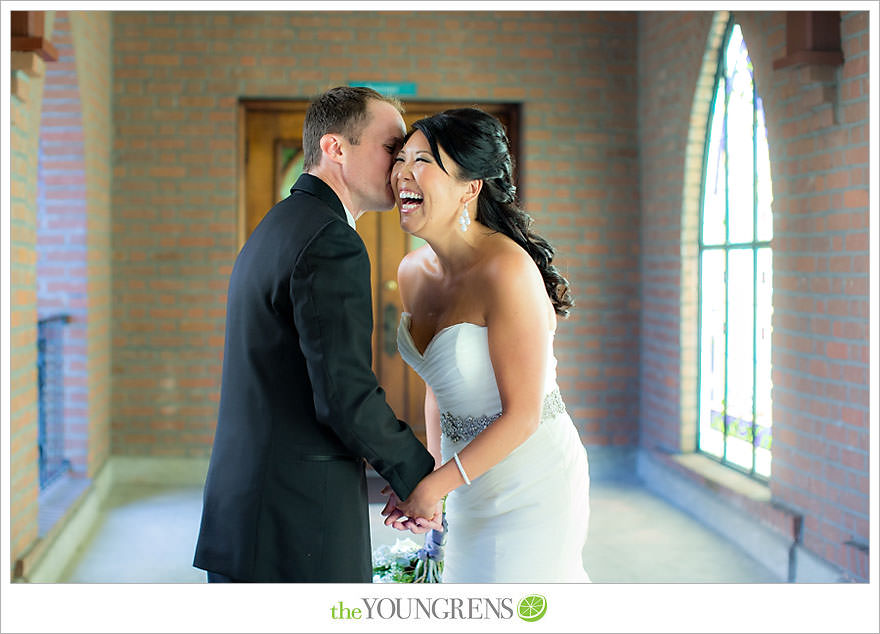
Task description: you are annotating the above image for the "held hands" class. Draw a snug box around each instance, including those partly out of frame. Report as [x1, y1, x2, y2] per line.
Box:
[380, 485, 443, 534]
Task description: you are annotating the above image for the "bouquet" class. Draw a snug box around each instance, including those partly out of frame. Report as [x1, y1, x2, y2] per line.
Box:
[372, 513, 448, 583]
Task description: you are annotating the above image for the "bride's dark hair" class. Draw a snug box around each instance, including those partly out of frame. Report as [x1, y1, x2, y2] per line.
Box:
[411, 108, 574, 317]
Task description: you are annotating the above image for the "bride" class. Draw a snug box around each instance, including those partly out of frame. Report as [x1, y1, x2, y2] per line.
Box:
[381, 108, 590, 582]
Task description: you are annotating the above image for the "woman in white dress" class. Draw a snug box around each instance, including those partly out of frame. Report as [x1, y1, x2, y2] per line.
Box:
[381, 108, 590, 582]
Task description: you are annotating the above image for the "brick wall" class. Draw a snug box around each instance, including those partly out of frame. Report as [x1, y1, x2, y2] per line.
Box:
[9, 10, 113, 574]
[70, 11, 114, 477]
[638, 11, 716, 452]
[639, 10, 870, 580]
[740, 10, 870, 581]
[10, 10, 57, 573]
[110, 11, 641, 455]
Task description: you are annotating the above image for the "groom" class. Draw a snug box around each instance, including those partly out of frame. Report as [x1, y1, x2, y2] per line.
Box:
[193, 86, 438, 583]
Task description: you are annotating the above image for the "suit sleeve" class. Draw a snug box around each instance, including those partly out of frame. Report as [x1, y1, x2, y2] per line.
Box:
[291, 220, 435, 500]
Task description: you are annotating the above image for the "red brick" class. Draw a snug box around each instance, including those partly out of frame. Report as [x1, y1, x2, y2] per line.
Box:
[842, 189, 868, 209]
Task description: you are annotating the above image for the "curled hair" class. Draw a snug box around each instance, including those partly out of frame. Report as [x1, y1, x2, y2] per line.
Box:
[303, 86, 403, 170]
[411, 108, 574, 317]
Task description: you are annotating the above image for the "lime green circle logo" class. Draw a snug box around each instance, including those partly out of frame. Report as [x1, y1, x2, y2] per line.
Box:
[517, 594, 547, 622]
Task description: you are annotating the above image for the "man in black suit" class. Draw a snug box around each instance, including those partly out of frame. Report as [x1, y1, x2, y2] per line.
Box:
[193, 86, 437, 582]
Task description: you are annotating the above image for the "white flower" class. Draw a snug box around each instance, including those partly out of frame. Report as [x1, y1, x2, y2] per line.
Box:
[389, 537, 420, 555]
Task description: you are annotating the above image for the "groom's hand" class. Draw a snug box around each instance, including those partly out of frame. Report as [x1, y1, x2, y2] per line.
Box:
[379, 486, 406, 525]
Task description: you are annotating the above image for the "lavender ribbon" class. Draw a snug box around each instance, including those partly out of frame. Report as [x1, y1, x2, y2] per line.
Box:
[416, 513, 448, 562]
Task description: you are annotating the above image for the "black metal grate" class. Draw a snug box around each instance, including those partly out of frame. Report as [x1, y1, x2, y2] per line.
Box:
[37, 314, 71, 490]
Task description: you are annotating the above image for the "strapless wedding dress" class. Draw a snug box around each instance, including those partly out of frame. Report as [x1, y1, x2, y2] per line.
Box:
[398, 312, 590, 583]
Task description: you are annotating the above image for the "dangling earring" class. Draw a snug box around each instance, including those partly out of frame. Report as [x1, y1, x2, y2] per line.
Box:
[459, 202, 471, 232]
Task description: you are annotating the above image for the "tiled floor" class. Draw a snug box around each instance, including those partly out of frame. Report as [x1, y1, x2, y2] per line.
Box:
[58, 474, 781, 583]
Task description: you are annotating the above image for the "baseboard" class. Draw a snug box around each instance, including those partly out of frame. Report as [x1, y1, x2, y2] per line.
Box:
[24, 461, 115, 583]
[793, 543, 846, 582]
[637, 449, 791, 581]
[636, 449, 845, 582]
[20, 456, 210, 583]
[583, 445, 640, 482]
[106, 455, 210, 486]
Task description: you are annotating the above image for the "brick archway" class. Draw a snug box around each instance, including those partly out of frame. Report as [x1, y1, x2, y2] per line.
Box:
[679, 11, 730, 452]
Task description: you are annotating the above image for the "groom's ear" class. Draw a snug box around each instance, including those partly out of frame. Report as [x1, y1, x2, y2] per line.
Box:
[319, 133, 345, 165]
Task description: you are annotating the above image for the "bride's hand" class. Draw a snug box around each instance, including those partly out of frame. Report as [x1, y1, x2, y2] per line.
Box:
[398, 481, 441, 525]
[380, 483, 443, 533]
[380, 485, 434, 533]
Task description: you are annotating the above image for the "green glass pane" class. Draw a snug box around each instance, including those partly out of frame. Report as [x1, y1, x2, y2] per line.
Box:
[726, 36, 755, 244]
[699, 250, 726, 458]
[755, 447, 772, 478]
[702, 79, 727, 246]
[756, 100, 773, 242]
[725, 24, 745, 76]
[726, 435, 754, 471]
[755, 248, 773, 476]
[726, 248, 755, 466]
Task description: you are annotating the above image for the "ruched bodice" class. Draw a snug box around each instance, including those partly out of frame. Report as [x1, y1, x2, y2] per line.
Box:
[398, 312, 560, 444]
[398, 312, 502, 423]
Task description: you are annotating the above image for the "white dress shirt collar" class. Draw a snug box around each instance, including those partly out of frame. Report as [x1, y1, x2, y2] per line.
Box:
[342, 205, 356, 229]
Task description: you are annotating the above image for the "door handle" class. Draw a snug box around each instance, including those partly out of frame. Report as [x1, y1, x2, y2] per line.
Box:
[383, 303, 398, 357]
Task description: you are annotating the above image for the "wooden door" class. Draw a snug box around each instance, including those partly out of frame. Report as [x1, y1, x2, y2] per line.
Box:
[239, 100, 519, 446]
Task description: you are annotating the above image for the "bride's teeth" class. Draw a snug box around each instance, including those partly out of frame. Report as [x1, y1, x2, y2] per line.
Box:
[399, 191, 423, 207]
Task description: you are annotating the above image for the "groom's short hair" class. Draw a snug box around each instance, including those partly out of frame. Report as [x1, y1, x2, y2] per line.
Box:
[303, 86, 404, 170]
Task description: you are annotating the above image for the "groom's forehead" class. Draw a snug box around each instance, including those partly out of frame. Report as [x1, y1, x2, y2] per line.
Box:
[366, 102, 405, 135]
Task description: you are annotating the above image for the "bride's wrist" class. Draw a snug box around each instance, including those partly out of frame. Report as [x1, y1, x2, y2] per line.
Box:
[418, 471, 443, 504]
[436, 459, 466, 496]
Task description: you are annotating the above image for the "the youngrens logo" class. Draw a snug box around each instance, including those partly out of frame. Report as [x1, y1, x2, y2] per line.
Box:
[330, 594, 547, 622]
[517, 594, 547, 622]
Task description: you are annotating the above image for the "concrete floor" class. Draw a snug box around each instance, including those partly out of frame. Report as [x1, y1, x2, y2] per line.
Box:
[58, 474, 781, 583]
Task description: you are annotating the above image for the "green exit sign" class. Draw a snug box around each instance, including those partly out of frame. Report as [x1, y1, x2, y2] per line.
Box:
[348, 81, 418, 97]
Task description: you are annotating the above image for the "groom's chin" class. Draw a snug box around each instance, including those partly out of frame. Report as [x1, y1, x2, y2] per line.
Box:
[370, 200, 396, 213]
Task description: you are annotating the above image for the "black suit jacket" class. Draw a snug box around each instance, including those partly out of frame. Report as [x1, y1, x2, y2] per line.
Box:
[193, 174, 434, 582]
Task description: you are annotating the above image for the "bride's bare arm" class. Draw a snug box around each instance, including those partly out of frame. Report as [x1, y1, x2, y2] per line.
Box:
[424, 385, 443, 469]
[382, 248, 444, 529]
[397, 248, 554, 518]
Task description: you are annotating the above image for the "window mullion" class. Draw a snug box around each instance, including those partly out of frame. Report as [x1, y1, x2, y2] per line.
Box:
[751, 70, 759, 477]
[722, 31, 731, 465]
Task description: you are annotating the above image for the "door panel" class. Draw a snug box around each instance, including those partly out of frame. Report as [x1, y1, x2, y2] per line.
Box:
[240, 100, 519, 447]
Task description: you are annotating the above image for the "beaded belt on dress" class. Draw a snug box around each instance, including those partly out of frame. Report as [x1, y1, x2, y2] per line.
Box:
[440, 387, 566, 443]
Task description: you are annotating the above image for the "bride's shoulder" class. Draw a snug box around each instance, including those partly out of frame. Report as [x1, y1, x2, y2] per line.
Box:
[477, 237, 555, 328]
[398, 245, 439, 310]
[480, 237, 540, 286]
[398, 244, 436, 280]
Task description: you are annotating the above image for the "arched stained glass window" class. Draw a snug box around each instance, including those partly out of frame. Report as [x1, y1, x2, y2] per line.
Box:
[698, 21, 773, 479]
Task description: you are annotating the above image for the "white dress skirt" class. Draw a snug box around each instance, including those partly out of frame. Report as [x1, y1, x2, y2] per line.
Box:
[398, 313, 591, 583]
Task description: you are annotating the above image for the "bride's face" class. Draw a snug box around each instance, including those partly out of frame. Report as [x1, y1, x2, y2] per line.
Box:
[392, 130, 469, 237]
